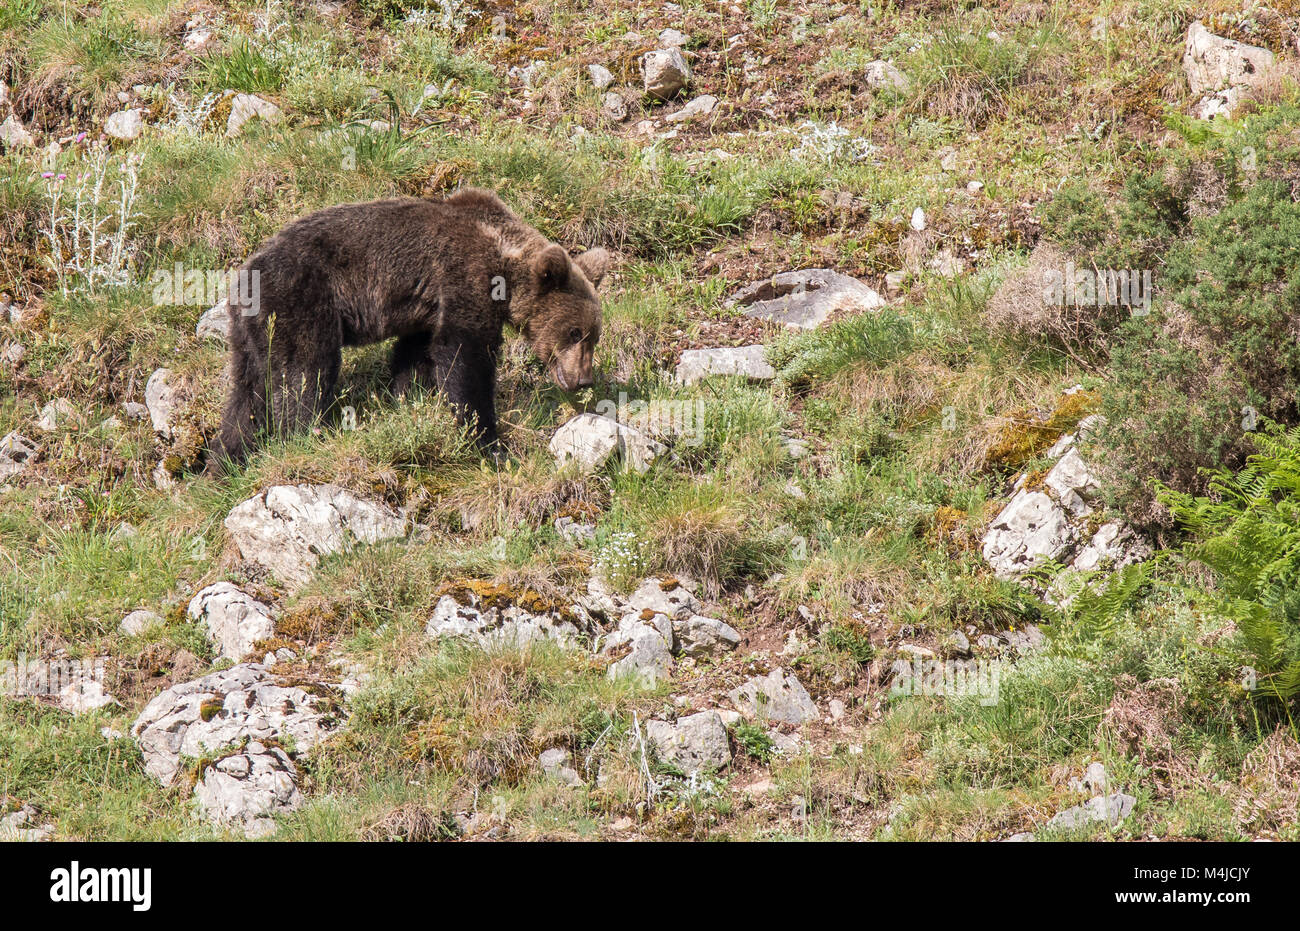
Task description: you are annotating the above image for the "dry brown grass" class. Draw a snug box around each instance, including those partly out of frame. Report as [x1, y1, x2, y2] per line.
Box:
[1099, 675, 1186, 785]
[1232, 727, 1300, 836]
[984, 244, 1125, 363]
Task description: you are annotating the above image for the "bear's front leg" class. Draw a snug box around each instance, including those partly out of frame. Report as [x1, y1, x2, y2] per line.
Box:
[391, 333, 501, 456]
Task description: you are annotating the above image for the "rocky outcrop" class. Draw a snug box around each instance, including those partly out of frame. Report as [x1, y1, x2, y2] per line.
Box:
[224, 484, 413, 591]
[1183, 21, 1277, 119]
[131, 663, 341, 837]
[982, 444, 1150, 579]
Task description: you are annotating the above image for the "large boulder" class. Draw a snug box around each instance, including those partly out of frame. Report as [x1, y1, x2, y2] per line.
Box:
[646, 711, 731, 775]
[1183, 21, 1277, 118]
[675, 345, 775, 385]
[728, 269, 885, 330]
[642, 47, 691, 99]
[727, 668, 818, 725]
[224, 484, 413, 591]
[187, 582, 276, 661]
[550, 413, 664, 474]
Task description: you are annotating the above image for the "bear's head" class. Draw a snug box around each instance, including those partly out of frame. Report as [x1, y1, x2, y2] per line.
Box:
[520, 245, 613, 391]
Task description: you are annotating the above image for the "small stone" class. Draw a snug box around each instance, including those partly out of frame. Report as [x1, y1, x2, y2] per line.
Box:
[588, 64, 615, 90]
[184, 28, 213, 51]
[864, 59, 910, 92]
[104, 109, 144, 140]
[226, 93, 282, 138]
[1047, 792, 1136, 830]
[910, 207, 926, 231]
[0, 114, 34, 148]
[122, 402, 149, 422]
[539, 747, 583, 786]
[550, 413, 664, 474]
[36, 399, 77, 433]
[602, 91, 628, 121]
[675, 345, 774, 385]
[187, 582, 277, 662]
[642, 47, 691, 100]
[674, 615, 741, 658]
[728, 268, 885, 330]
[646, 711, 731, 774]
[144, 368, 185, 440]
[658, 28, 689, 48]
[665, 93, 717, 123]
[196, 299, 231, 343]
[120, 609, 163, 636]
[0, 431, 36, 482]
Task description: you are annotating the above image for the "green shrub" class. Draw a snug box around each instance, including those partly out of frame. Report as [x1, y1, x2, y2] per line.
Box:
[730, 721, 775, 763]
[1100, 178, 1300, 526]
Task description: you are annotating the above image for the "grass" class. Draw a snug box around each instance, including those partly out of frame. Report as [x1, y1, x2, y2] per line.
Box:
[0, 0, 1298, 842]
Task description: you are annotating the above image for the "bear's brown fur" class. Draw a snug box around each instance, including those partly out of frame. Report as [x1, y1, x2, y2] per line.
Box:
[212, 188, 611, 465]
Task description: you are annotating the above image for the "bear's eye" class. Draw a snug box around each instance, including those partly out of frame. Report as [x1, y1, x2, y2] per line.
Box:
[568, 327, 583, 344]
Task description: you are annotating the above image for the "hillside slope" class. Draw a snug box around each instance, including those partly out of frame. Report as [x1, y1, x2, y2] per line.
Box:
[2, 0, 1300, 841]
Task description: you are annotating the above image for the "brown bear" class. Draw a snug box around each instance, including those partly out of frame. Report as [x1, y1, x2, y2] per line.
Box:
[211, 188, 611, 465]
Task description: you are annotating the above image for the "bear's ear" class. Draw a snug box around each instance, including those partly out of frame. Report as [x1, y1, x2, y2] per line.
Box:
[573, 248, 612, 287]
[533, 243, 571, 292]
